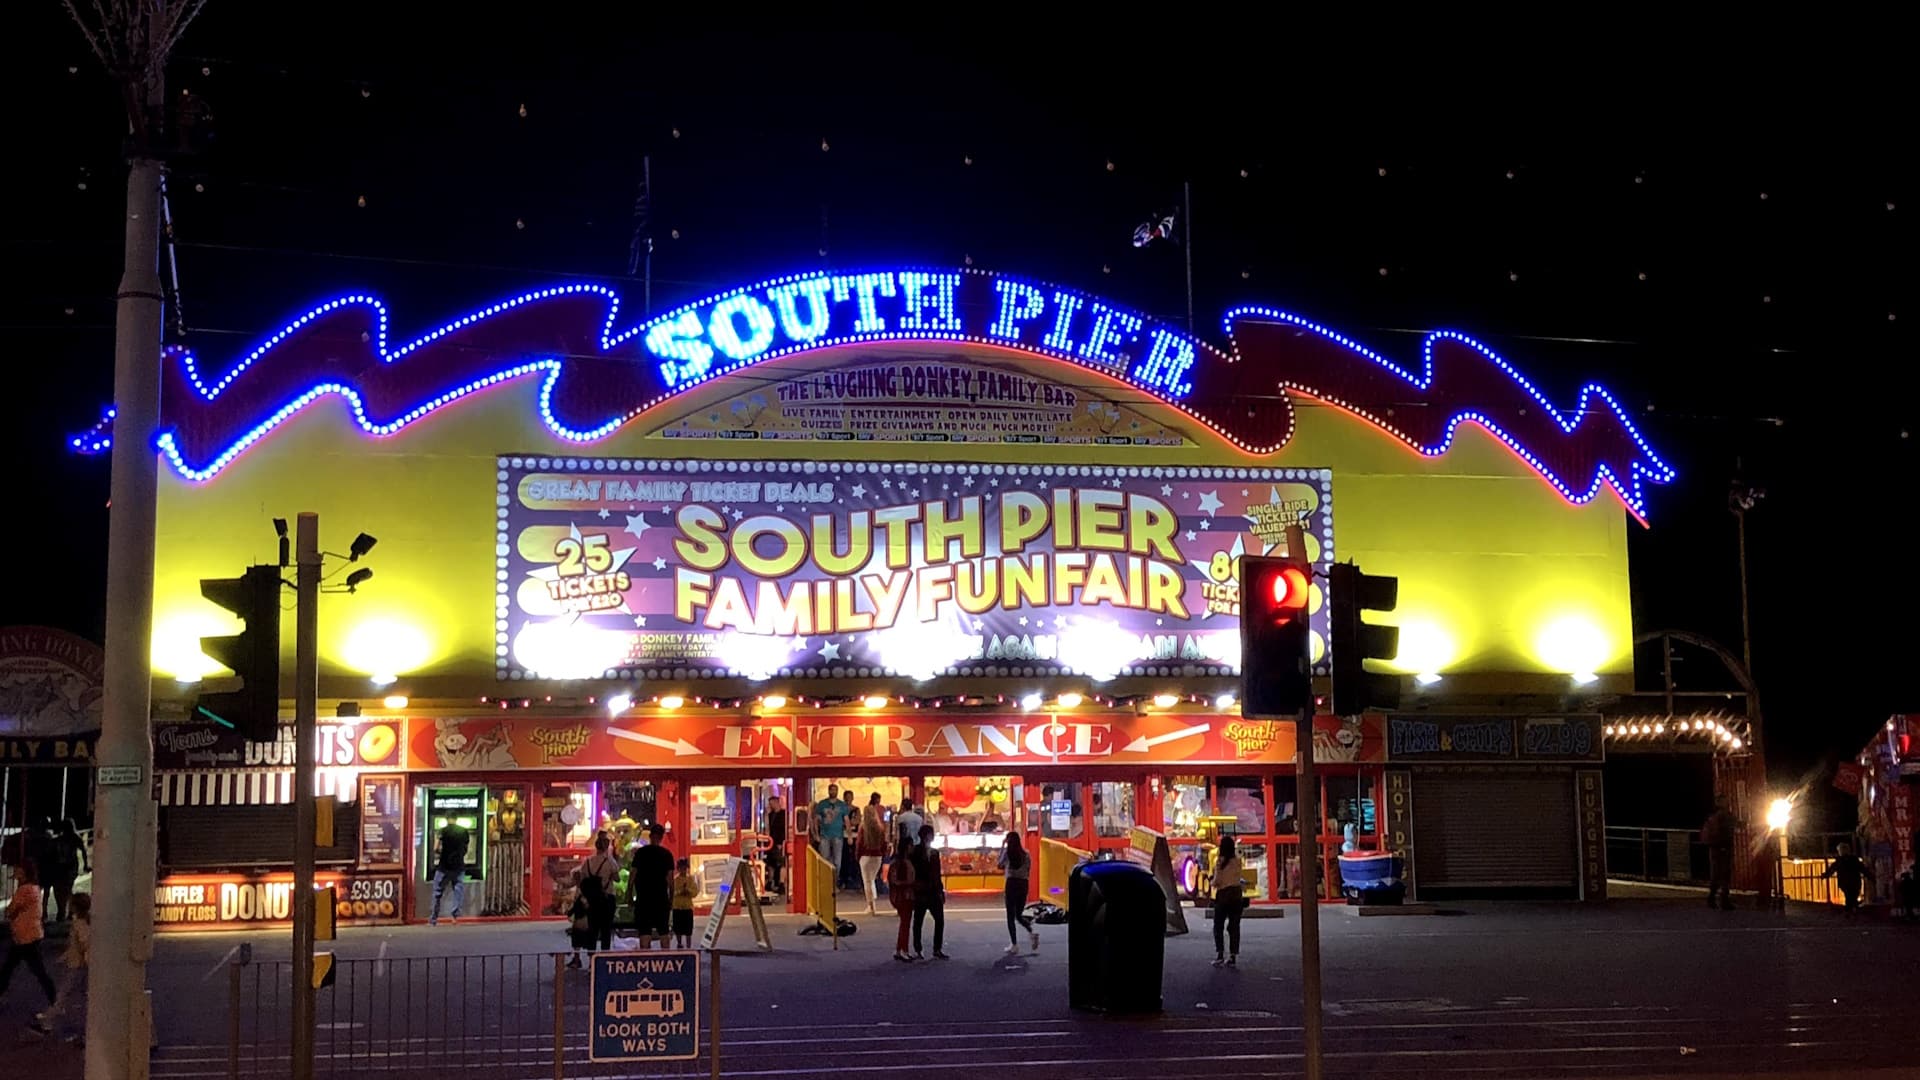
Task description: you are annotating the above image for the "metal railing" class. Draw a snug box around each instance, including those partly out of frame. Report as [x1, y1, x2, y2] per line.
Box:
[220, 951, 714, 1079]
[1604, 825, 1708, 884]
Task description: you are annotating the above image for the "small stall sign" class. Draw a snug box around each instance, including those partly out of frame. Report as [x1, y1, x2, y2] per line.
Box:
[590, 951, 699, 1062]
[153, 870, 403, 931]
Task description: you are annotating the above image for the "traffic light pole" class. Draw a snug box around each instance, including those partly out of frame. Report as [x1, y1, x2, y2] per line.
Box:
[291, 514, 320, 1080]
[1296, 698, 1325, 1080]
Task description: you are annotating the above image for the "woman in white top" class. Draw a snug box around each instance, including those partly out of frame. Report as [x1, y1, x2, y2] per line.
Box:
[1211, 835, 1245, 967]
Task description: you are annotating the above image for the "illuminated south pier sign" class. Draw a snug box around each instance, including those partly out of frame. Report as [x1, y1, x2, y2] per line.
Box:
[501, 457, 1334, 682]
[645, 270, 1199, 398]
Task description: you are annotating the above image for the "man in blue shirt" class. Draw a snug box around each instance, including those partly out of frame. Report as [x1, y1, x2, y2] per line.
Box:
[813, 784, 847, 887]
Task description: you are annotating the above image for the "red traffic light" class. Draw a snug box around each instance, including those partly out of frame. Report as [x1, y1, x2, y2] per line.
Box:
[1270, 565, 1312, 610]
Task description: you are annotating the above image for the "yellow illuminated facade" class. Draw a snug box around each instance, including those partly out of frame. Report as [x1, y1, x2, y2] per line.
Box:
[150, 339, 1635, 699]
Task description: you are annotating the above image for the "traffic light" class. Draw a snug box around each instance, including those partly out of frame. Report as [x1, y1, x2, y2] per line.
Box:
[315, 885, 337, 942]
[1328, 562, 1400, 716]
[312, 951, 335, 990]
[194, 564, 283, 742]
[1239, 554, 1314, 718]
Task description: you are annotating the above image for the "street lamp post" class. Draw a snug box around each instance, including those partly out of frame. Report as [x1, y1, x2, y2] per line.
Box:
[1766, 797, 1792, 913]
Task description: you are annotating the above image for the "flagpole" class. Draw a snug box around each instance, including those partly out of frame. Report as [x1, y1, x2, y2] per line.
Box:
[1183, 179, 1196, 333]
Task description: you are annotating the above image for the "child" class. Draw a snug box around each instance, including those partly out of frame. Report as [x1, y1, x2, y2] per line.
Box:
[670, 858, 698, 949]
[1, 860, 58, 1012]
[565, 878, 593, 969]
[33, 891, 89, 1044]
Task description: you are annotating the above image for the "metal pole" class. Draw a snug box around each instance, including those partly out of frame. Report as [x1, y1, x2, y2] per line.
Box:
[87, 145, 166, 1080]
[1182, 180, 1196, 334]
[291, 514, 320, 1080]
[709, 949, 721, 1080]
[551, 953, 565, 1080]
[227, 962, 241, 1080]
[1298, 701, 1324, 1080]
[643, 155, 653, 317]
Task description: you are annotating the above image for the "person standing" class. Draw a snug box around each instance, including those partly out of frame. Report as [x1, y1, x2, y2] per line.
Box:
[1822, 842, 1875, 915]
[1211, 836, 1246, 968]
[45, 821, 86, 924]
[1701, 799, 1739, 911]
[912, 824, 949, 960]
[0, 860, 57, 1010]
[999, 832, 1036, 955]
[764, 795, 788, 896]
[887, 837, 918, 962]
[31, 891, 88, 1043]
[895, 797, 925, 849]
[579, 831, 621, 952]
[429, 817, 471, 925]
[813, 784, 848, 889]
[629, 823, 675, 949]
[839, 789, 862, 890]
[671, 859, 699, 949]
[856, 794, 889, 915]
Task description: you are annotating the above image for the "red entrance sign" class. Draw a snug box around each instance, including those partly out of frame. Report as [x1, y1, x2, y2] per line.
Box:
[405, 713, 1381, 771]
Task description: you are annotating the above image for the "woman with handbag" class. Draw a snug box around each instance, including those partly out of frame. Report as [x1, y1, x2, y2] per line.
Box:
[1211, 835, 1246, 968]
[886, 837, 918, 962]
[856, 793, 889, 915]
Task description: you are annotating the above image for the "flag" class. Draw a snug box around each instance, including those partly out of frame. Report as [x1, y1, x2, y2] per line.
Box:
[1132, 210, 1177, 248]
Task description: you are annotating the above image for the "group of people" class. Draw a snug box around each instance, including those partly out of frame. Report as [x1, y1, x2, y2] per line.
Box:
[0, 856, 90, 1044]
[811, 784, 1047, 962]
[562, 823, 700, 965]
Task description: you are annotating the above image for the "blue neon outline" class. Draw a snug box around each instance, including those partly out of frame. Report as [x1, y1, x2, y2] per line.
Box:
[1221, 305, 1675, 518]
[67, 267, 1672, 518]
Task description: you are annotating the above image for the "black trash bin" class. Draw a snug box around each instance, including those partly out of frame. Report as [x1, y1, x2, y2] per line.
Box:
[1067, 860, 1164, 1013]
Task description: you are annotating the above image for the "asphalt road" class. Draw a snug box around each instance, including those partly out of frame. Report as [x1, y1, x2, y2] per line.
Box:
[4, 889, 1919, 1079]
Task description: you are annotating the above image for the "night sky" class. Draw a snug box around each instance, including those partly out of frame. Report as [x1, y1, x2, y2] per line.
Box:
[9, 10, 1911, 826]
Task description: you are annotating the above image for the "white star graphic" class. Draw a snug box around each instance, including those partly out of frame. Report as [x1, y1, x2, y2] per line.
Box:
[990, 478, 1000, 487]
[793, 638, 809, 652]
[633, 615, 647, 627]
[1197, 490, 1224, 517]
[1185, 530, 1197, 542]
[597, 507, 611, 519]
[661, 503, 673, 513]
[910, 489, 920, 499]
[1241, 489, 1249, 497]
[963, 475, 975, 486]
[881, 478, 892, 489]
[730, 509, 744, 522]
[651, 557, 666, 571]
[776, 505, 784, 512]
[624, 512, 652, 539]
[1200, 520, 1212, 530]
[851, 484, 867, 498]
[1161, 484, 1173, 496]
[818, 640, 842, 661]
[1018, 616, 1029, 626]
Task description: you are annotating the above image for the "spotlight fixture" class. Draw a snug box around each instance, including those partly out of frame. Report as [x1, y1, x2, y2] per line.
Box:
[368, 672, 396, 688]
[348, 532, 378, 560]
[1415, 672, 1443, 686]
[273, 518, 290, 567]
[605, 692, 633, 716]
[382, 694, 409, 710]
[1152, 693, 1180, 709]
[1213, 692, 1237, 710]
[334, 702, 362, 719]
[657, 694, 684, 710]
[1019, 693, 1042, 711]
[863, 695, 889, 710]
[1056, 692, 1083, 708]
[344, 568, 373, 593]
[1570, 671, 1598, 686]
[761, 694, 788, 709]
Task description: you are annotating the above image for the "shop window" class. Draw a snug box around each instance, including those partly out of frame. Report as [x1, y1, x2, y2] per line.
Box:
[1037, 781, 1086, 843]
[926, 775, 1013, 834]
[689, 785, 736, 846]
[1236, 842, 1271, 900]
[1092, 782, 1134, 838]
[602, 780, 659, 854]
[1216, 776, 1268, 836]
[1273, 776, 1300, 835]
[541, 783, 595, 851]
[1324, 774, 1374, 844]
[1162, 776, 1207, 839]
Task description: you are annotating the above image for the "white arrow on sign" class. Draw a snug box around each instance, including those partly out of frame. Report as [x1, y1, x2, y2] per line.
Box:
[1121, 722, 1211, 754]
[607, 726, 703, 757]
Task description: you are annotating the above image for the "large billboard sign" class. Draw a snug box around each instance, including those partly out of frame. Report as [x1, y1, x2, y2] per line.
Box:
[499, 457, 1333, 681]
